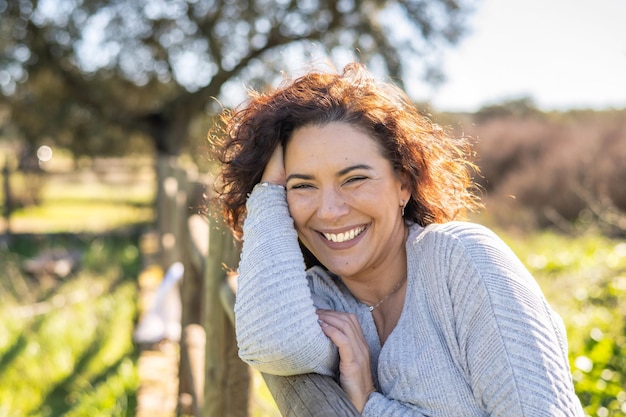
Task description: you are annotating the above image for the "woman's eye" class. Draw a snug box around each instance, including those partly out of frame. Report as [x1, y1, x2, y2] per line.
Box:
[290, 183, 314, 190]
[344, 176, 367, 185]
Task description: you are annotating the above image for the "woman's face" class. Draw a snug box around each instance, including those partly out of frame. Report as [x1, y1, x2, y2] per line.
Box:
[284, 122, 410, 280]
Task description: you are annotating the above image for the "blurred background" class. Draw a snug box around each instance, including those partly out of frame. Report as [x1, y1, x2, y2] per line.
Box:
[1, 0, 625, 416]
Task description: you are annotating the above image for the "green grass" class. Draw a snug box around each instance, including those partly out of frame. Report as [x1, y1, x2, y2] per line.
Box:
[503, 230, 626, 416]
[0, 158, 160, 416]
[9, 201, 154, 233]
[1, 154, 155, 234]
[0, 157, 155, 257]
[0, 234, 141, 417]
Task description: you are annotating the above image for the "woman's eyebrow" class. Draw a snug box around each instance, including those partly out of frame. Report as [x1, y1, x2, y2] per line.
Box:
[286, 173, 313, 182]
[337, 164, 374, 176]
[286, 164, 374, 183]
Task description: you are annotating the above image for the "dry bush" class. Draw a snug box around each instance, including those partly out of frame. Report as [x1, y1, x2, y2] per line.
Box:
[458, 109, 626, 234]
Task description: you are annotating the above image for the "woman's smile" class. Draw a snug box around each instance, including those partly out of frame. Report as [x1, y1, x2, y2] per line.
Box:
[320, 225, 367, 244]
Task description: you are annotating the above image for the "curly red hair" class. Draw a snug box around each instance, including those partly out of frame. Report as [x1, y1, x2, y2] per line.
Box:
[210, 62, 481, 238]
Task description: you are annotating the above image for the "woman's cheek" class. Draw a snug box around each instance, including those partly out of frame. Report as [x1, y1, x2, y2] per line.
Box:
[286, 194, 311, 224]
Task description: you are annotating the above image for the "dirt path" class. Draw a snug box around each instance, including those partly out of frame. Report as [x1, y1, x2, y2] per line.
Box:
[136, 340, 180, 417]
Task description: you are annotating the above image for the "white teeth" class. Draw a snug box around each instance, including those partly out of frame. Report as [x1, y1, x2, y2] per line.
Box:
[323, 226, 365, 243]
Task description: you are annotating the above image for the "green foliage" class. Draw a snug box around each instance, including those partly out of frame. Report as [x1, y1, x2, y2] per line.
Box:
[0, 234, 141, 417]
[504, 230, 626, 416]
[1, 0, 474, 158]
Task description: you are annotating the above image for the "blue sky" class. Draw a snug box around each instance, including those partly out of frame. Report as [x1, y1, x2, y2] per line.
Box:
[417, 0, 626, 112]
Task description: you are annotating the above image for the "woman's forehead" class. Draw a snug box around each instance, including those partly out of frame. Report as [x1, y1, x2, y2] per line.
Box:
[285, 123, 391, 173]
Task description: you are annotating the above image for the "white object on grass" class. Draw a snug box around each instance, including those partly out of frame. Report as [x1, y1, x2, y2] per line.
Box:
[133, 261, 184, 344]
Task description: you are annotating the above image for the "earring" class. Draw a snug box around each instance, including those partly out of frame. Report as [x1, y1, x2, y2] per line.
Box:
[401, 200, 406, 217]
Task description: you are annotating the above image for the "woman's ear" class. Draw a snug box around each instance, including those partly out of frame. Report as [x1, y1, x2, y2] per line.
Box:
[398, 171, 412, 202]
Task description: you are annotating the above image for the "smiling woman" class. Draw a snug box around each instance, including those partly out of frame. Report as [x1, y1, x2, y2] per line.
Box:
[284, 123, 410, 288]
[209, 62, 585, 416]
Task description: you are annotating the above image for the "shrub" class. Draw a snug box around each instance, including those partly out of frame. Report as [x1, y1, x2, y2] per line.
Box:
[458, 109, 626, 234]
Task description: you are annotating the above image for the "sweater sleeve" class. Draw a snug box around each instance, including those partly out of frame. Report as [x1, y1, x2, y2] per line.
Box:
[234, 183, 338, 376]
[444, 223, 584, 416]
[362, 393, 429, 416]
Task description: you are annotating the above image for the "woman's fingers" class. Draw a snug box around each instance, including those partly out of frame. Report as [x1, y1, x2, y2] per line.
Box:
[317, 309, 376, 412]
[319, 318, 360, 361]
[317, 309, 369, 361]
[317, 310, 367, 357]
[261, 143, 286, 186]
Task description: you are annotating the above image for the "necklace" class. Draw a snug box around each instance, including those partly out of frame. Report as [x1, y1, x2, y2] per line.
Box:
[365, 275, 407, 312]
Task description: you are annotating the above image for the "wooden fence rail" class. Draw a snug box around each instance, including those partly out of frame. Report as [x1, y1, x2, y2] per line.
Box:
[156, 158, 360, 417]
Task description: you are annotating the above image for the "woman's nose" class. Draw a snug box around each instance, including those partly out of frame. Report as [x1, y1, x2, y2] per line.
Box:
[316, 188, 349, 220]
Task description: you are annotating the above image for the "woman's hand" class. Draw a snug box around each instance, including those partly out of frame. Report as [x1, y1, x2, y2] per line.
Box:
[261, 143, 286, 186]
[317, 309, 376, 413]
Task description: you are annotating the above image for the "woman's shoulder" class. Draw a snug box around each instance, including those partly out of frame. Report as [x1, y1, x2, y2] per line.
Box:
[407, 221, 500, 248]
[406, 221, 520, 272]
[407, 221, 535, 290]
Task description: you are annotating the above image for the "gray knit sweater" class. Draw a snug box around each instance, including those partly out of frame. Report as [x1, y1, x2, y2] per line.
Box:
[235, 184, 585, 416]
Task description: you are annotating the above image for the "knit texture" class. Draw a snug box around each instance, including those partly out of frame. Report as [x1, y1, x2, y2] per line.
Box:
[235, 184, 585, 416]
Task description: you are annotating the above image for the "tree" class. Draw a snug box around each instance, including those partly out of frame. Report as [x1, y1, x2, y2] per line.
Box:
[474, 96, 541, 123]
[1, 0, 476, 159]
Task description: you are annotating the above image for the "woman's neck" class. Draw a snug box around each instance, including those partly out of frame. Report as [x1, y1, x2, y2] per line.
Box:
[341, 226, 409, 307]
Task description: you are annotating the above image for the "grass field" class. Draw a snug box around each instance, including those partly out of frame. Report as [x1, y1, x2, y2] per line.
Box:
[1, 159, 625, 416]
[507, 231, 626, 416]
[0, 233, 141, 417]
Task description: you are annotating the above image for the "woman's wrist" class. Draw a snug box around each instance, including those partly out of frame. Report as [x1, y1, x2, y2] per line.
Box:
[258, 181, 285, 189]
[358, 390, 377, 414]
[354, 389, 376, 413]
[247, 181, 286, 200]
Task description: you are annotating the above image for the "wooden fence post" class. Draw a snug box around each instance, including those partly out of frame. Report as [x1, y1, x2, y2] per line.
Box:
[155, 155, 185, 270]
[262, 373, 360, 417]
[179, 180, 207, 328]
[180, 324, 206, 416]
[203, 218, 249, 417]
[178, 181, 208, 415]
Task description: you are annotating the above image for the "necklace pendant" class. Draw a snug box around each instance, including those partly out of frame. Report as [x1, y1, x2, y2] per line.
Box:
[368, 305, 375, 312]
